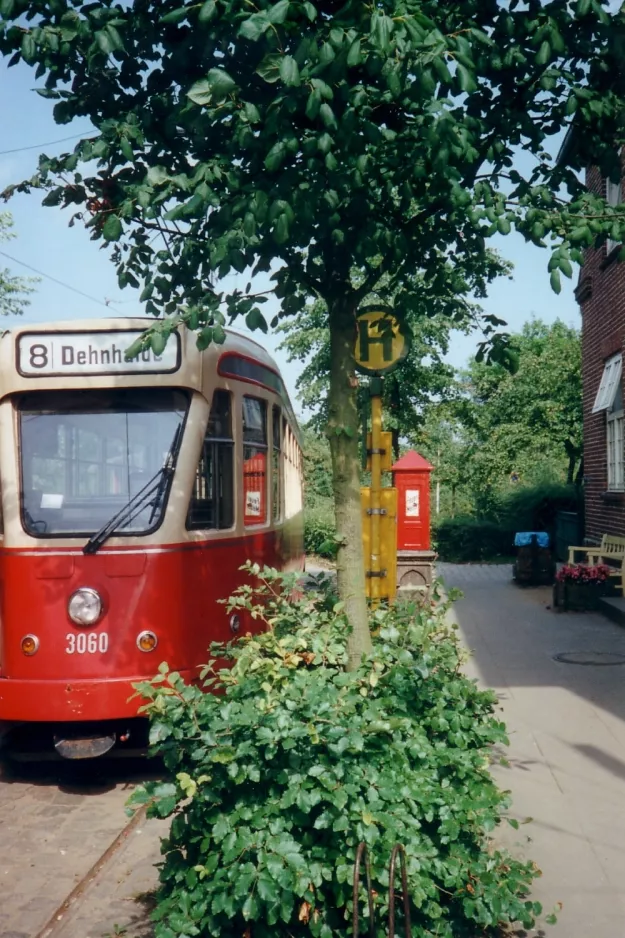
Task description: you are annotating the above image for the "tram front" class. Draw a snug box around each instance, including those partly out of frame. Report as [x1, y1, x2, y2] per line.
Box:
[0, 321, 199, 759]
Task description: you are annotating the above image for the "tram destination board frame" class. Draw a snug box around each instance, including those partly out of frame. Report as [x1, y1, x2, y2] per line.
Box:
[16, 329, 181, 378]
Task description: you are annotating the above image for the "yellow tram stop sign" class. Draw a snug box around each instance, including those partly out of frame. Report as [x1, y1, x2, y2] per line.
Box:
[353, 307, 411, 375]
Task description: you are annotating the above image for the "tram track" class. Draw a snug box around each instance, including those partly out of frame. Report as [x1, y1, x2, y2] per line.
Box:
[0, 755, 163, 938]
[34, 802, 149, 938]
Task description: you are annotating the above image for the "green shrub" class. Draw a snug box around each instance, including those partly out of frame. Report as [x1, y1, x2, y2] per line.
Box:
[304, 506, 338, 559]
[131, 566, 544, 938]
[434, 517, 515, 563]
[496, 482, 582, 538]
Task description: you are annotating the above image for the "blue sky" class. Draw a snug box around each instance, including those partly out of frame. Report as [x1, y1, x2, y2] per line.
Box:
[0, 58, 581, 405]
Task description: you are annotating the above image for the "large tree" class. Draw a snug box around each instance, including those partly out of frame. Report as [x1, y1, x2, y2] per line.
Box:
[0, 212, 37, 315]
[3, 0, 625, 665]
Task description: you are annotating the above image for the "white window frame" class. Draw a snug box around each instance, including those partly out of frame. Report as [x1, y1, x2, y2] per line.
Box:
[607, 408, 624, 491]
[593, 353, 622, 414]
[606, 175, 622, 255]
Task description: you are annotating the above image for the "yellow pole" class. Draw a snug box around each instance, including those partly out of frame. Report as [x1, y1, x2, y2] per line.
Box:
[370, 386, 383, 607]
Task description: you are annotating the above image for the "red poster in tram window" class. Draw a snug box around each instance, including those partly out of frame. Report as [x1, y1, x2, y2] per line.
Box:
[243, 451, 267, 525]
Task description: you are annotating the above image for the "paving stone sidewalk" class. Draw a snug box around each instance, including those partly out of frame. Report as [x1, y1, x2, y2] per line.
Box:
[440, 562, 625, 938]
[0, 759, 148, 938]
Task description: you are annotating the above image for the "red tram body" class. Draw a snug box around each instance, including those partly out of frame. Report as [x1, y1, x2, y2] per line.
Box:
[0, 320, 304, 756]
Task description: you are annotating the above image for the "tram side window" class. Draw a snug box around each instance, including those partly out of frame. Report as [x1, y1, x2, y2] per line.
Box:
[243, 396, 267, 525]
[187, 390, 234, 530]
[272, 406, 282, 521]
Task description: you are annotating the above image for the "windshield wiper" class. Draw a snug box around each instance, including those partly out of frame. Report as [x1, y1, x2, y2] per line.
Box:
[83, 423, 183, 556]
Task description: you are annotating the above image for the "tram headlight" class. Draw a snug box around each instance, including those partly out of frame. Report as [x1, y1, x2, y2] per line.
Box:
[68, 588, 103, 627]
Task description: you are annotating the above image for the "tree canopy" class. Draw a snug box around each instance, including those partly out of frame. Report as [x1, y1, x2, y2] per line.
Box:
[416, 319, 582, 516]
[0, 212, 37, 316]
[3, 0, 625, 661]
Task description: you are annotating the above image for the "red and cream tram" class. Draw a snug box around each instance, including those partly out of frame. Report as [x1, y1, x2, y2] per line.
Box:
[0, 320, 304, 758]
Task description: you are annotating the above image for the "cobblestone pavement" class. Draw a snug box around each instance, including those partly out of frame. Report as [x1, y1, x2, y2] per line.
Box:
[439, 562, 625, 938]
[0, 757, 155, 938]
[51, 813, 168, 938]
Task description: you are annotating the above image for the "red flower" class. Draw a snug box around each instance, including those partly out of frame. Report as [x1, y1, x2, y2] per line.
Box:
[556, 563, 612, 584]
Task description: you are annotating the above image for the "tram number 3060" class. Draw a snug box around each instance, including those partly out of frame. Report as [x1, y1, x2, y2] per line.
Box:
[65, 632, 109, 655]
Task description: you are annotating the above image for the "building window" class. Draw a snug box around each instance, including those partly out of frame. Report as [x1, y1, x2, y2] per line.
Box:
[607, 174, 622, 255]
[608, 381, 624, 491]
[593, 353, 622, 414]
[243, 396, 267, 525]
[187, 390, 234, 530]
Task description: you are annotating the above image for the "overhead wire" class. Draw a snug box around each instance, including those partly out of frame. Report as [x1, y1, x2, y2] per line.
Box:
[0, 131, 96, 157]
[0, 249, 121, 312]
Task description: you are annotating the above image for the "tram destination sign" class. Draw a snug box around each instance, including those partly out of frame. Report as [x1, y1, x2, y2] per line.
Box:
[17, 330, 180, 377]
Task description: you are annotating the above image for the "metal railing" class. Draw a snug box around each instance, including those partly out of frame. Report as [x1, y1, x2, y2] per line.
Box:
[353, 842, 412, 938]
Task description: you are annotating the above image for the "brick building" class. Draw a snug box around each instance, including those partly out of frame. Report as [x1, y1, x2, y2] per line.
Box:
[575, 162, 625, 543]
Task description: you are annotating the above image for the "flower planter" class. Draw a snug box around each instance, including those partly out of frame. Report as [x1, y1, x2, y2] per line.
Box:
[553, 580, 605, 611]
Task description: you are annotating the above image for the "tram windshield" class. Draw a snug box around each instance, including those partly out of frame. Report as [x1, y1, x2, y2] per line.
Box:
[18, 388, 188, 537]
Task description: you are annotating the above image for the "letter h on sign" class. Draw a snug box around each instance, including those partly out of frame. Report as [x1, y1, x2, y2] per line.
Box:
[358, 320, 393, 364]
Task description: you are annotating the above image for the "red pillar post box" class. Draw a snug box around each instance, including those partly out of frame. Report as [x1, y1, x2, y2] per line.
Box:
[391, 450, 437, 599]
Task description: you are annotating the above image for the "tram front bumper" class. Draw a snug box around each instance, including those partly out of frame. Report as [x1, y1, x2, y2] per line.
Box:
[0, 670, 195, 722]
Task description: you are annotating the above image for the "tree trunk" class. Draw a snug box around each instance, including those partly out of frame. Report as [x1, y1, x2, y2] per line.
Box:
[327, 297, 372, 669]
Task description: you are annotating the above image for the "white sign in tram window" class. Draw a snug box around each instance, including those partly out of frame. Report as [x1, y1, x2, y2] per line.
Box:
[405, 489, 420, 517]
[17, 331, 180, 377]
[246, 491, 262, 516]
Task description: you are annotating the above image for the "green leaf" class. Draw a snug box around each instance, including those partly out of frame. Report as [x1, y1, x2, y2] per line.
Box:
[243, 101, 261, 123]
[565, 94, 578, 116]
[150, 332, 167, 357]
[120, 137, 134, 162]
[160, 7, 188, 24]
[371, 12, 393, 52]
[550, 269, 561, 294]
[273, 213, 290, 244]
[213, 324, 226, 344]
[319, 103, 337, 130]
[187, 80, 213, 106]
[256, 54, 282, 83]
[268, 0, 290, 24]
[576, 0, 591, 15]
[102, 214, 122, 242]
[265, 141, 287, 171]
[21, 33, 36, 62]
[306, 90, 321, 120]
[104, 24, 125, 52]
[457, 63, 477, 94]
[303, 1, 317, 21]
[187, 68, 236, 105]
[0, 0, 15, 17]
[559, 256, 573, 278]
[536, 40, 551, 66]
[239, 12, 271, 40]
[198, 0, 217, 22]
[317, 132, 333, 154]
[246, 308, 268, 333]
[280, 55, 300, 86]
[207, 67, 237, 100]
[347, 38, 362, 67]
[497, 217, 511, 235]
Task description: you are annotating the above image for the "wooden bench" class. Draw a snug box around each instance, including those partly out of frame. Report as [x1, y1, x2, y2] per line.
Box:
[568, 534, 625, 593]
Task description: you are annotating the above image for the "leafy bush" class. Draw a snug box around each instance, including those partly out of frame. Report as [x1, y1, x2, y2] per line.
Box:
[304, 505, 338, 559]
[131, 566, 544, 938]
[434, 517, 515, 564]
[435, 483, 583, 563]
[496, 482, 582, 538]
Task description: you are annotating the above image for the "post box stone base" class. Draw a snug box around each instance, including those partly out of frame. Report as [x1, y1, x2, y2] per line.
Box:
[396, 550, 438, 601]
